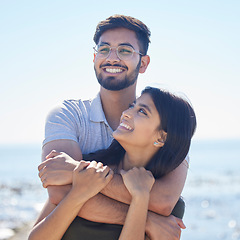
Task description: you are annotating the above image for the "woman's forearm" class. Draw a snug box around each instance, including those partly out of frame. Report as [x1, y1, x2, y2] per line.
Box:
[29, 192, 85, 240]
[119, 194, 149, 240]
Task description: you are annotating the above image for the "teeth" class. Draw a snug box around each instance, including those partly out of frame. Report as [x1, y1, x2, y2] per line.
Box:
[105, 68, 123, 73]
[120, 123, 133, 131]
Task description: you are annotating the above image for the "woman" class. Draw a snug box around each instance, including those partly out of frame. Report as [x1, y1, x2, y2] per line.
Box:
[29, 87, 196, 240]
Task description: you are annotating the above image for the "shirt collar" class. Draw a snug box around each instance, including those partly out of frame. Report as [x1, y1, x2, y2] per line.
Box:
[90, 93, 109, 126]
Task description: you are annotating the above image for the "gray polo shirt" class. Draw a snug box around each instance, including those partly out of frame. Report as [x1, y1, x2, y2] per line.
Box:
[43, 93, 114, 154]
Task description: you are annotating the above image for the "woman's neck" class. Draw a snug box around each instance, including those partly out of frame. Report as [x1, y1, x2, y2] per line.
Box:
[121, 149, 155, 171]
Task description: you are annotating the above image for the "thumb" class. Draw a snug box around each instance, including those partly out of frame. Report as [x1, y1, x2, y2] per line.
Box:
[176, 218, 186, 229]
[46, 150, 61, 159]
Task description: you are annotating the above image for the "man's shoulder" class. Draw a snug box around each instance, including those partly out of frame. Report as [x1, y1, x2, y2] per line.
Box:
[58, 95, 97, 114]
[46, 93, 102, 123]
[63, 93, 99, 110]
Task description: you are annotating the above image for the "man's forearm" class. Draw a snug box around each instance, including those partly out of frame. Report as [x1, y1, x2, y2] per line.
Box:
[101, 174, 174, 216]
[48, 185, 128, 225]
[79, 193, 128, 224]
[101, 163, 188, 216]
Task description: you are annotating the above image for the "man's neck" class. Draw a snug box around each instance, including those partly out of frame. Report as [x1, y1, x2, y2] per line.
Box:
[100, 85, 136, 131]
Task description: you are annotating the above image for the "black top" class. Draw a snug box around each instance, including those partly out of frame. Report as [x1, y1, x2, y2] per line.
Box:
[61, 198, 185, 240]
[62, 217, 122, 240]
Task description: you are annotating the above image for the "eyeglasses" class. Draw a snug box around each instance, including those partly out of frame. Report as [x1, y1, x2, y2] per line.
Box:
[93, 44, 144, 61]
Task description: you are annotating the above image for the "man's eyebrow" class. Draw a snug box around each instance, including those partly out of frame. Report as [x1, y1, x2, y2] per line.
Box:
[98, 42, 135, 49]
[98, 42, 110, 46]
[119, 43, 135, 49]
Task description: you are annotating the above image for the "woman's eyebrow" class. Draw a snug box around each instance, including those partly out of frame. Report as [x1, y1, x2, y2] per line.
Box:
[138, 103, 152, 114]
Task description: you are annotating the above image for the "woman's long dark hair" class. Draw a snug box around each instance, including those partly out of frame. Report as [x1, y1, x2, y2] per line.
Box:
[84, 87, 196, 179]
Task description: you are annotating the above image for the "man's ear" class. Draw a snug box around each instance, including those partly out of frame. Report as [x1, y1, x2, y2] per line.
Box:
[93, 53, 96, 62]
[139, 55, 150, 74]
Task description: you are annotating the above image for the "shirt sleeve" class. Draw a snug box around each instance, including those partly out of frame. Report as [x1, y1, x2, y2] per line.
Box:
[42, 100, 82, 146]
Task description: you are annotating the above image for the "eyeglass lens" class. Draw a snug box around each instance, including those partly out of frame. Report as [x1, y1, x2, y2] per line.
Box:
[96, 45, 134, 60]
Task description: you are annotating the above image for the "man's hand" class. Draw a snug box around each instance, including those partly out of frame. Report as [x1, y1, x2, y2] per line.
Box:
[38, 150, 79, 188]
[146, 212, 186, 240]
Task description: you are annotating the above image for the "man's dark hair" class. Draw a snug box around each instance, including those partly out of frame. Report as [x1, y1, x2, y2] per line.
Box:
[93, 14, 151, 55]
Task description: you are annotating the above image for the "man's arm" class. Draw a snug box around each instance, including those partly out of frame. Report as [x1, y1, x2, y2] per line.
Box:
[78, 194, 184, 240]
[41, 140, 184, 239]
[41, 140, 81, 186]
[101, 162, 188, 216]
[38, 191, 183, 240]
[41, 140, 188, 217]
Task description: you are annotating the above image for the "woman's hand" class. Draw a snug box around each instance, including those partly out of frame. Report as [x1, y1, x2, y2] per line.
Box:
[120, 167, 155, 198]
[70, 161, 114, 202]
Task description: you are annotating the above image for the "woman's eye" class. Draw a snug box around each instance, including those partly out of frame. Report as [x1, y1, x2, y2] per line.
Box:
[139, 108, 147, 115]
[129, 103, 134, 109]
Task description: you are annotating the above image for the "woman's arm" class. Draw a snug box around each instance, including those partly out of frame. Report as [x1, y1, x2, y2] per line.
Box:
[118, 168, 155, 240]
[119, 195, 149, 240]
[29, 193, 86, 240]
[29, 161, 113, 240]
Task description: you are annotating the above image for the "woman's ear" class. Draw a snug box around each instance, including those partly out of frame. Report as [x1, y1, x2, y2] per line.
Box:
[160, 130, 167, 143]
[154, 130, 167, 148]
[139, 55, 150, 74]
[93, 53, 96, 62]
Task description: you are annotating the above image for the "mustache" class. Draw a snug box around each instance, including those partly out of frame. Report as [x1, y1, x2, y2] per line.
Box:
[100, 63, 128, 70]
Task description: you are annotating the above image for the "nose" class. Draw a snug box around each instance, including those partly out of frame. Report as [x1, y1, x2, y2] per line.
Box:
[106, 47, 120, 62]
[122, 108, 133, 119]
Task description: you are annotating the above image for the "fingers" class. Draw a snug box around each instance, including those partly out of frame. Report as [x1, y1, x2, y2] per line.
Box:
[38, 154, 58, 171]
[105, 168, 114, 182]
[38, 160, 46, 171]
[74, 160, 90, 172]
[175, 218, 186, 229]
[41, 176, 49, 188]
[38, 165, 45, 178]
[120, 169, 127, 176]
[45, 150, 61, 159]
[86, 160, 98, 169]
[85, 161, 113, 179]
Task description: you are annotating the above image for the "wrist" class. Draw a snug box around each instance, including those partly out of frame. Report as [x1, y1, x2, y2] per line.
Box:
[131, 193, 150, 210]
[66, 189, 88, 207]
[132, 192, 150, 202]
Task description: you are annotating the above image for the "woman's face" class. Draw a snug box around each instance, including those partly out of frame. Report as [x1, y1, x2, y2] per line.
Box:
[113, 93, 161, 148]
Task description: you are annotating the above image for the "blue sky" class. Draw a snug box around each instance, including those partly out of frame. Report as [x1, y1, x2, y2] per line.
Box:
[0, 0, 239, 144]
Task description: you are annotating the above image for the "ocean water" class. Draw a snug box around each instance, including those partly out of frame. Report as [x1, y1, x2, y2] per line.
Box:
[0, 139, 239, 240]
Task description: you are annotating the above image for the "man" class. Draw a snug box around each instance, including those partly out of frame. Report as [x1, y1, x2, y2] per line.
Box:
[38, 15, 188, 239]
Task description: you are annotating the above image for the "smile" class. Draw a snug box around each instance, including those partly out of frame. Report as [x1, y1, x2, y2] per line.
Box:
[119, 122, 133, 131]
[105, 68, 123, 73]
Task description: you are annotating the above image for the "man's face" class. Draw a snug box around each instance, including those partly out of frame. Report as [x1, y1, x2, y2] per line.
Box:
[94, 28, 144, 91]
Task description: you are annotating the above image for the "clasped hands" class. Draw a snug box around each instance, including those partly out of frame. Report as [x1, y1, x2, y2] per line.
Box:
[38, 150, 184, 240]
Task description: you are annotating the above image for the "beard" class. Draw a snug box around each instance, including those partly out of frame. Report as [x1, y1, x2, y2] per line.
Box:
[94, 60, 141, 91]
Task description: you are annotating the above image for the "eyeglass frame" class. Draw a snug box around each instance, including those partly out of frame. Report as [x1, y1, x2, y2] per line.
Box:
[93, 44, 144, 61]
